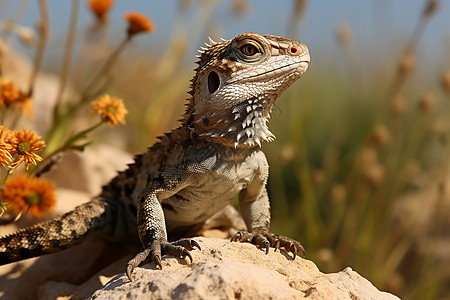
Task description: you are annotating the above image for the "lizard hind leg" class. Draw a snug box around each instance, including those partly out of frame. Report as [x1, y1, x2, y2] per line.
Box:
[126, 238, 201, 281]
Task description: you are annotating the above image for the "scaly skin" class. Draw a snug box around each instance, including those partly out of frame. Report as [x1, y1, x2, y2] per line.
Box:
[0, 33, 310, 282]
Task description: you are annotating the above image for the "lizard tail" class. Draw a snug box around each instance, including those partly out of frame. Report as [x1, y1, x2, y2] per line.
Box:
[0, 197, 121, 265]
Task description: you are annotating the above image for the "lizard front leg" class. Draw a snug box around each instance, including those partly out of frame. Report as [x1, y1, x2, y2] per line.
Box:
[232, 176, 305, 259]
[126, 179, 200, 281]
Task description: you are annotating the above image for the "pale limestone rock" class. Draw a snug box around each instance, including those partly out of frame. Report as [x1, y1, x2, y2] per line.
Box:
[0, 238, 132, 300]
[0, 194, 399, 300]
[90, 237, 399, 300]
[0, 236, 399, 299]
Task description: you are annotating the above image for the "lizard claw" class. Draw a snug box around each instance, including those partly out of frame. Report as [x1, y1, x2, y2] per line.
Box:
[126, 264, 135, 282]
[154, 254, 162, 269]
[230, 231, 242, 242]
[287, 242, 296, 260]
[297, 244, 306, 258]
[127, 248, 154, 281]
[172, 238, 202, 251]
[263, 239, 270, 254]
[183, 248, 193, 263]
[231, 229, 305, 260]
[191, 239, 201, 251]
[274, 239, 281, 252]
[126, 238, 200, 282]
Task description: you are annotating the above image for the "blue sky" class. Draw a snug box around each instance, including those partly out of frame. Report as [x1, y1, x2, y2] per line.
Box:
[1, 0, 449, 70]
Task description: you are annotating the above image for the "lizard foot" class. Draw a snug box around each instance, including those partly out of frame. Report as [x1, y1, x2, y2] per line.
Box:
[231, 228, 305, 259]
[126, 238, 200, 281]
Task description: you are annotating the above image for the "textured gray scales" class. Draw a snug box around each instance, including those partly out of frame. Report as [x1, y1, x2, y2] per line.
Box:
[0, 33, 310, 281]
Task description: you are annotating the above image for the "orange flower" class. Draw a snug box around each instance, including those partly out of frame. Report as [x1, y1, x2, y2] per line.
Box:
[0, 174, 56, 218]
[20, 96, 33, 116]
[124, 12, 155, 36]
[0, 78, 31, 114]
[0, 125, 13, 167]
[92, 94, 128, 127]
[9, 129, 46, 171]
[88, 0, 114, 21]
[0, 78, 21, 106]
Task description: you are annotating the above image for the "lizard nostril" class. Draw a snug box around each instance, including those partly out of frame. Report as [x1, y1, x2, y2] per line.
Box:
[288, 46, 300, 56]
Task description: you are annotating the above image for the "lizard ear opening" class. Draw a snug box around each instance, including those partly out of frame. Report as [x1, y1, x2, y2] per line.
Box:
[208, 71, 220, 93]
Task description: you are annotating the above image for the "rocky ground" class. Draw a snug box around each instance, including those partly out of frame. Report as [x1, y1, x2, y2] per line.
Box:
[0, 235, 399, 300]
[90, 237, 399, 300]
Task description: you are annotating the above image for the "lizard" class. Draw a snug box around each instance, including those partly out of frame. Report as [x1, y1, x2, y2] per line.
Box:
[0, 32, 310, 281]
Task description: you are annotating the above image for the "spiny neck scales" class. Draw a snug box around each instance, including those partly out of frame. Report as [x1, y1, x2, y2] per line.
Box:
[183, 32, 310, 148]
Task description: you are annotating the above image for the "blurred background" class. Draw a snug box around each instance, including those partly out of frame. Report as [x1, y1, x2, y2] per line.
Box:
[1, 0, 450, 299]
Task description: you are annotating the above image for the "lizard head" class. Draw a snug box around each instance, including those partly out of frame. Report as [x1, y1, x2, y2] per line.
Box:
[185, 32, 310, 148]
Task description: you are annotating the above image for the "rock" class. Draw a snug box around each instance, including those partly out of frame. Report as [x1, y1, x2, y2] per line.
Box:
[0, 238, 132, 300]
[90, 237, 399, 300]
[41, 145, 134, 195]
[0, 206, 245, 300]
[0, 232, 399, 300]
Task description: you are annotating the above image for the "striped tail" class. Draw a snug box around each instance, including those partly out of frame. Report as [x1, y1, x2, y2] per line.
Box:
[0, 197, 121, 265]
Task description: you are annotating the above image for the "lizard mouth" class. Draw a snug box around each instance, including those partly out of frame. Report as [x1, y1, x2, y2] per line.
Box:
[229, 61, 308, 84]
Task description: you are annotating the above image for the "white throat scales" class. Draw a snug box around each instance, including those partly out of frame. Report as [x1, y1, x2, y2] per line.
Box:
[193, 95, 275, 148]
[229, 97, 275, 148]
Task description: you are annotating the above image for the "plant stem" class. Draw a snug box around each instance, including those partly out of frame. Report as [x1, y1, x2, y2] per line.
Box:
[0, 166, 12, 185]
[0, 108, 6, 124]
[81, 36, 131, 101]
[63, 120, 102, 148]
[389, 0, 437, 97]
[0, 0, 31, 43]
[46, 32, 130, 153]
[27, 0, 48, 97]
[46, 120, 102, 156]
[53, 0, 80, 117]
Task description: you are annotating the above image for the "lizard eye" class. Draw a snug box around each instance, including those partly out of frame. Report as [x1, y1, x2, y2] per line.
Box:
[240, 44, 258, 56]
[232, 38, 267, 63]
